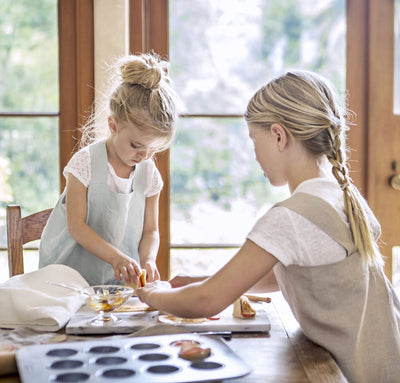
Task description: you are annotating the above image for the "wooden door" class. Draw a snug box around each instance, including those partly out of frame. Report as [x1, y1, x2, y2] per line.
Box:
[368, 0, 400, 280]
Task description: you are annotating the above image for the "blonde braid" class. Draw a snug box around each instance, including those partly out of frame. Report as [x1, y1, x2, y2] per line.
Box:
[327, 123, 381, 266]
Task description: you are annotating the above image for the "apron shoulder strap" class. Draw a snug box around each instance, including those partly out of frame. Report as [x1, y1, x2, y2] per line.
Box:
[275, 192, 356, 255]
[89, 139, 108, 184]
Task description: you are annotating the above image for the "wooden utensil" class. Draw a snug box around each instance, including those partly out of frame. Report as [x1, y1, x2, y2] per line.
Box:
[244, 294, 272, 303]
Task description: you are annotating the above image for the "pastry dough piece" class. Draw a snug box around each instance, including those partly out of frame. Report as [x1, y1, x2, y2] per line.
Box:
[115, 301, 156, 312]
[158, 314, 206, 324]
[233, 296, 256, 319]
[179, 346, 211, 361]
[139, 269, 146, 287]
[173, 340, 211, 361]
[125, 269, 146, 293]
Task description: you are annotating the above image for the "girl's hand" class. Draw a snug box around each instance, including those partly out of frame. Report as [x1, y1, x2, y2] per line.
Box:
[169, 274, 208, 288]
[111, 254, 141, 283]
[143, 260, 160, 283]
[136, 280, 172, 304]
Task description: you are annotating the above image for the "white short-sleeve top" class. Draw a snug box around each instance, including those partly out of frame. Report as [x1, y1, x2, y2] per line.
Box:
[247, 178, 381, 267]
[63, 145, 163, 196]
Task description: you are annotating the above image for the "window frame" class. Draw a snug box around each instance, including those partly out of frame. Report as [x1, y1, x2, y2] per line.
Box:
[58, 0, 95, 191]
[129, 0, 171, 279]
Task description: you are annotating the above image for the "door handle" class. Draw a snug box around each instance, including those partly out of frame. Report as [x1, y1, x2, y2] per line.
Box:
[389, 174, 400, 190]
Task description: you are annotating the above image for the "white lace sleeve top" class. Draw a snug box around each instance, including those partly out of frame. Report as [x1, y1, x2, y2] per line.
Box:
[63, 146, 163, 196]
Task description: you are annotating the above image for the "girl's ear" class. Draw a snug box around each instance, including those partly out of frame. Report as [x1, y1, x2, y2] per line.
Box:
[108, 116, 117, 134]
[270, 123, 288, 151]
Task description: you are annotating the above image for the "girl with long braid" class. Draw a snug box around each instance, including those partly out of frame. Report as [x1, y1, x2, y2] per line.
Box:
[137, 71, 400, 382]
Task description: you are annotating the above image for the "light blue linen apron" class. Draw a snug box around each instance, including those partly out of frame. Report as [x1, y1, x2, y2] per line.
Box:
[39, 140, 147, 286]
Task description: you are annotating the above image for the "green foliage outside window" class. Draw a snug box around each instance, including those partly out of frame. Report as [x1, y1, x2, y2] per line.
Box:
[0, 0, 59, 246]
[169, 0, 345, 245]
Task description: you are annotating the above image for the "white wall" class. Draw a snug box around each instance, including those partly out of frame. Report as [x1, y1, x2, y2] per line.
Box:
[94, 0, 129, 136]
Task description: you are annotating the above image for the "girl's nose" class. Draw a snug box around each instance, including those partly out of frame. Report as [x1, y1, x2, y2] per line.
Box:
[136, 148, 150, 160]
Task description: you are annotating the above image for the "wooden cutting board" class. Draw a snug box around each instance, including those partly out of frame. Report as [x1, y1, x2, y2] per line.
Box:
[66, 297, 271, 335]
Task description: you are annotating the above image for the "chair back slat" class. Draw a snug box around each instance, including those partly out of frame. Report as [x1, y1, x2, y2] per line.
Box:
[22, 209, 53, 243]
[6, 205, 53, 277]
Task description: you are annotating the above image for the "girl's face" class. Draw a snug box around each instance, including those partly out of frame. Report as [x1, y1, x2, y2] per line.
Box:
[248, 123, 287, 187]
[108, 117, 157, 167]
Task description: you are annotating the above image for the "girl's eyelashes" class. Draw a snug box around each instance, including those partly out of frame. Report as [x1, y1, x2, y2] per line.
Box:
[131, 142, 143, 149]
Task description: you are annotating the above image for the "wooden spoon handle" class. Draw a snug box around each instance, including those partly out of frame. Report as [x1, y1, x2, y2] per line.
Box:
[244, 294, 272, 303]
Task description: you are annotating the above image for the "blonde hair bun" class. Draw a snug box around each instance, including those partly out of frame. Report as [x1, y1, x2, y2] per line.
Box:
[79, 52, 178, 153]
[119, 53, 168, 90]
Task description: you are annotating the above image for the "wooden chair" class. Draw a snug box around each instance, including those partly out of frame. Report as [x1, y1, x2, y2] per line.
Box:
[6, 205, 53, 277]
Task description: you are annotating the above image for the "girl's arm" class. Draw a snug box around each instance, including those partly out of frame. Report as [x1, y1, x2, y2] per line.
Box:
[168, 270, 279, 291]
[246, 269, 280, 293]
[65, 173, 141, 283]
[169, 274, 208, 288]
[139, 193, 161, 282]
[137, 239, 278, 318]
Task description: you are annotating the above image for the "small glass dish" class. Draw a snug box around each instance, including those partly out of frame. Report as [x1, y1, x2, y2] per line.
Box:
[84, 285, 133, 327]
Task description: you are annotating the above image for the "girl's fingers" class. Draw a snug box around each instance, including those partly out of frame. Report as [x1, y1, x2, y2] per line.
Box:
[148, 269, 159, 283]
[115, 268, 123, 281]
[127, 263, 136, 277]
[113, 260, 142, 284]
[125, 263, 140, 284]
[146, 268, 153, 282]
[120, 266, 130, 282]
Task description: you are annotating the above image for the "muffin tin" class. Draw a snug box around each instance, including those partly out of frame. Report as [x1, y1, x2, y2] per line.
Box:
[16, 333, 252, 382]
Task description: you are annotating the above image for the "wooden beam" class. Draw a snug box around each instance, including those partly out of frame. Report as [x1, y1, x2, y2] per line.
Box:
[346, 0, 369, 196]
[129, 0, 170, 280]
[368, 0, 397, 280]
[129, 0, 148, 53]
[58, 0, 94, 192]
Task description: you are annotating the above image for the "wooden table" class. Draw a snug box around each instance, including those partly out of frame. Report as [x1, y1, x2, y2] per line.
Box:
[228, 292, 347, 382]
[0, 292, 347, 382]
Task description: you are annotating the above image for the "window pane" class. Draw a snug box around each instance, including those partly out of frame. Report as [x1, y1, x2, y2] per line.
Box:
[0, 117, 59, 211]
[170, 248, 238, 277]
[169, 0, 346, 274]
[0, 117, 59, 254]
[0, 249, 39, 283]
[0, 1, 59, 280]
[0, 250, 8, 282]
[170, 117, 288, 245]
[0, 0, 58, 112]
[169, 0, 346, 115]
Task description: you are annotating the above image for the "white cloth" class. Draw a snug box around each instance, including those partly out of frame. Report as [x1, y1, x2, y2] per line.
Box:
[247, 178, 381, 266]
[0, 265, 89, 332]
[63, 145, 163, 196]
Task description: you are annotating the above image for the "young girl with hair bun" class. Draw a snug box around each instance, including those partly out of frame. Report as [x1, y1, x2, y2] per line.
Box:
[137, 70, 400, 382]
[39, 52, 178, 287]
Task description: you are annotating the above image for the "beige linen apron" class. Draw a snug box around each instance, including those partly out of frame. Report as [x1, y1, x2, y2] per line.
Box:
[274, 192, 400, 383]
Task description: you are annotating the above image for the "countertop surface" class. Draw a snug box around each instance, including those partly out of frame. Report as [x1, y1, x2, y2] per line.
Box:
[0, 291, 347, 383]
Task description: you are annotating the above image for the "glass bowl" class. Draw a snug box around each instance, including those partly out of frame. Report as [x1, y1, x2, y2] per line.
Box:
[84, 285, 134, 326]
